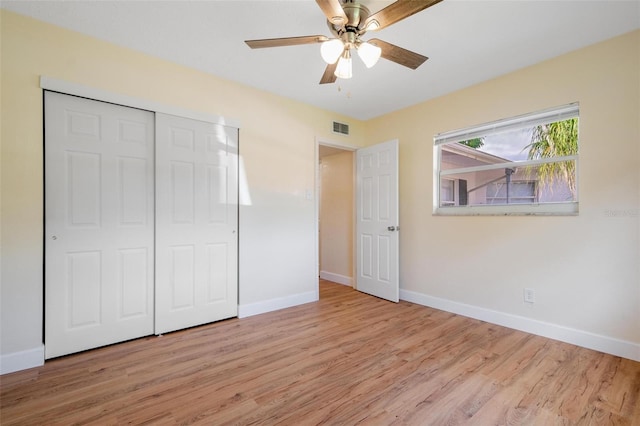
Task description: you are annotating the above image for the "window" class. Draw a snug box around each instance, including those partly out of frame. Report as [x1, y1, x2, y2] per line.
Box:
[440, 178, 468, 206]
[434, 103, 579, 215]
[440, 178, 455, 206]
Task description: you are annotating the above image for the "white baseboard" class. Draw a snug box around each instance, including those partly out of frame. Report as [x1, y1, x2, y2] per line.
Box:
[238, 290, 318, 318]
[400, 289, 640, 362]
[1, 345, 45, 375]
[319, 271, 353, 287]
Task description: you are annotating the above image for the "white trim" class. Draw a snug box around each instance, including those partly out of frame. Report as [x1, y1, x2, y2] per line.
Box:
[238, 291, 317, 318]
[434, 202, 579, 216]
[319, 271, 353, 286]
[400, 289, 640, 362]
[40, 76, 240, 128]
[316, 137, 358, 152]
[315, 140, 320, 286]
[1, 345, 45, 375]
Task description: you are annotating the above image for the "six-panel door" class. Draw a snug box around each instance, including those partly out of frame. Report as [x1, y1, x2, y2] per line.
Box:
[356, 140, 400, 302]
[154, 113, 238, 334]
[44, 92, 155, 358]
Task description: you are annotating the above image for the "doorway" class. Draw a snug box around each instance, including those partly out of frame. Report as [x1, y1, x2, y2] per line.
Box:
[316, 138, 400, 302]
[317, 142, 355, 288]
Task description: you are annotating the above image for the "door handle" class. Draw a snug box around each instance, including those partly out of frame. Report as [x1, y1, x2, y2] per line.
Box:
[387, 226, 396, 231]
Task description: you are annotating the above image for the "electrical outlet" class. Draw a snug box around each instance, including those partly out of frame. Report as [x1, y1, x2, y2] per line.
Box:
[524, 288, 536, 303]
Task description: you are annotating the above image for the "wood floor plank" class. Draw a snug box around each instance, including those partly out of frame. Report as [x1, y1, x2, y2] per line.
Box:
[1, 280, 639, 425]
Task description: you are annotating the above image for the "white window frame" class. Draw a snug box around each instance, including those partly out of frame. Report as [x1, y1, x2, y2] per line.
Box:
[433, 103, 579, 216]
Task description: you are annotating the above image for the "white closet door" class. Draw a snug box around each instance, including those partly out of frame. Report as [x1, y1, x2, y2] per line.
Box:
[45, 92, 155, 359]
[155, 113, 238, 334]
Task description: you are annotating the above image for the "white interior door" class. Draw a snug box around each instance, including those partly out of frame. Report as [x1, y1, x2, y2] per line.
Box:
[356, 140, 399, 302]
[45, 92, 155, 358]
[155, 113, 238, 334]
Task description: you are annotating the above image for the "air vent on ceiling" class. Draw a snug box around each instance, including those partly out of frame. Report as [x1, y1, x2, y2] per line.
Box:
[332, 121, 349, 136]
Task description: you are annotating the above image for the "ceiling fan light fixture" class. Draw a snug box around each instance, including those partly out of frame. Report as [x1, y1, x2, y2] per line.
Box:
[320, 38, 344, 64]
[334, 49, 352, 79]
[357, 41, 382, 68]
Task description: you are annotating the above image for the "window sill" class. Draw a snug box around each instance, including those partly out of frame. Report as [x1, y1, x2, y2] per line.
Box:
[433, 202, 579, 216]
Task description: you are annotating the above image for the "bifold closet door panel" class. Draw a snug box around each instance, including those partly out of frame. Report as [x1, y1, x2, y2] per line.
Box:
[155, 113, 238, 334]
[44, 92, 155, 359]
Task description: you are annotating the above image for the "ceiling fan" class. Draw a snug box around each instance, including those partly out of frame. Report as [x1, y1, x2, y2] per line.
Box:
[245, 0, 443, 84]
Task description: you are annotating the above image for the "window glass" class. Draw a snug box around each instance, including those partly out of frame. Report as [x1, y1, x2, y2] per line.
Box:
[434, 104, 579, 215]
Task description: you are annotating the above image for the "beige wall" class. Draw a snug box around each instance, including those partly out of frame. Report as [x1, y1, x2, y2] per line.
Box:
[0, 10, 366, 358]
[365, 30, 640, 346]
[319, 151, 354, 282]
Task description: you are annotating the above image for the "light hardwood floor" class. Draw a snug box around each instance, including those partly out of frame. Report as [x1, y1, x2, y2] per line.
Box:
[1, 280, 639, 425]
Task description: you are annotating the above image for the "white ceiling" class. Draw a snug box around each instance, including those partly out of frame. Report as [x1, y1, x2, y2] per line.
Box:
[3, 0, 639, 120]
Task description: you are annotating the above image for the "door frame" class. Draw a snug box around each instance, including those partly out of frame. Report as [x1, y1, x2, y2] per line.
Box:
[40, 77, 238, 128]
[315, 137, 358, 294]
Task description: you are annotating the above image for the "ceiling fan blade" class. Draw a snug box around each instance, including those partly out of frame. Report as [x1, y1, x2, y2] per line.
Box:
[369, 38, 428, 70]
[320, 62, 338, 84]
[245, 35, 329, 49]
[316, 0, 348, 26]
[364, 0, 443, 31]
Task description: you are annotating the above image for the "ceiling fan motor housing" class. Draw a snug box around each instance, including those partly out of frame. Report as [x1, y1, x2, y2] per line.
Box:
[329, 1, 372, 44]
